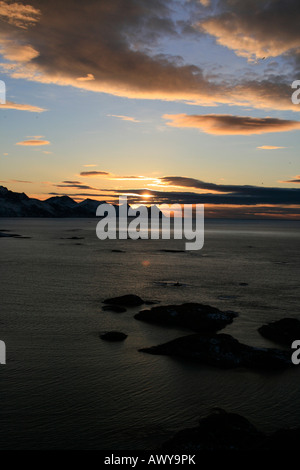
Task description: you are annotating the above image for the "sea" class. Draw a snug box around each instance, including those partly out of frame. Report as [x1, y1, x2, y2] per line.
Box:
[0, 218, 299, 450]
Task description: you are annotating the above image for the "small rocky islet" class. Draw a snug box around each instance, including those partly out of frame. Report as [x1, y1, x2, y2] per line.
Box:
[0, 232, 21, 238]
[100, 331, 128, 342]
[258, 318, 300, 346]
[103, 294, 145, 307]
[160, 409, 300, 451]
[100, 294, 298, 449]
[60, 236, 85, 240]
[102, 305, 127, 313]
[0, 230, 31, 239]
[134, 303, 238, 333]
[100, 294, 295, 372]
[139, 333, 292, 371]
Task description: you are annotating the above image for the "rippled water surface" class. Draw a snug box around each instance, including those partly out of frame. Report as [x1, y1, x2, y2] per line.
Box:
[0, 218, 299, 449]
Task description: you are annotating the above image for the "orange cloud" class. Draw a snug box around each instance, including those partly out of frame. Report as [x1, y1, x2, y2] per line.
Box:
[0, 41, 39, 62]
[280, 175, 300, 184]
[257, 146, 286, 150]
[0, 1, 40, 28]
[162, 114, 300, 135]
[108, 114, 140, 123]
[0, 0, 298, 112]
[76, 73, 95, 82]
[16, 139, 50, 146]
[0, 100, 46, 112]
[198, 0, 300, 61]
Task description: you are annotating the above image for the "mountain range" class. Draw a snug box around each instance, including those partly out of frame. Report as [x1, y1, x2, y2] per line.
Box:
[0, 186, 162, 218]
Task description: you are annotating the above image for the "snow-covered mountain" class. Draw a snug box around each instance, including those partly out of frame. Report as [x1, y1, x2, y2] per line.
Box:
[0, 186, 164, 218]
[0, 186, 106, 217]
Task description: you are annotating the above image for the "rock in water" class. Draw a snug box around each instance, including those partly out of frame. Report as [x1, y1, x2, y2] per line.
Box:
[60, 236, 85, 240]
[161, 409, 263, 451]
[140, 333, 292, 371]
[100, 331, 128, 341]
[135, 303, 238, 333]
[258, 318, 300, 346]
[160, 409, 300, 451]
[0, 232, 21, 238]
[103, 294, 144, 307]
[102, 305, 127, 313]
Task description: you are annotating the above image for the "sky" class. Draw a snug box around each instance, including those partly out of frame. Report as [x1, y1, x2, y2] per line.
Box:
[0, 0, 300, 218]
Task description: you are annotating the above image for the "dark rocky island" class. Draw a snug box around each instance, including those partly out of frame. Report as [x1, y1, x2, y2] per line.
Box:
[60, 236, 85, 240]
[0, 232, 21, 238]
[258, 318, 300, 346]
[140, 333, 292, 370]
[103, 294, 145, 307]
[159, 249, 185, 253]
[160, 409, 300, 451]
[100, 331, 128, 341]
[102, 305, 127, 313]
[135, 303, 238, 333]
[0, 231, 30, 239]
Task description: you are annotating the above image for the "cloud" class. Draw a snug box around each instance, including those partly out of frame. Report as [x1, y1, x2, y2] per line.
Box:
[0, 100, 46, 112]
[0, 0, 298, 111]
[0, 41, 39, 61]
[54, 182, 99, 190]
[48, 192, 107, 198]
[162, 114, 300, 135]
[62, 181, 81, 185]
[10, 179, 32, 183]
[159, 176, 295, 199]
[281, 175, 300, 184]
[257, 146, 286, 150]
[0, 1, 40, 28]
[108, 182, 300, 206]
[109, 175, 152, 181]
[80, 171, 110, 177]
[202, 204, 300, 220]
[108, 114, 141, 123]
[76, 73, 95, 82]
[16, 138, 50, 146]
[197, 0, 300, 61]
[41, 174, 300, 218]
